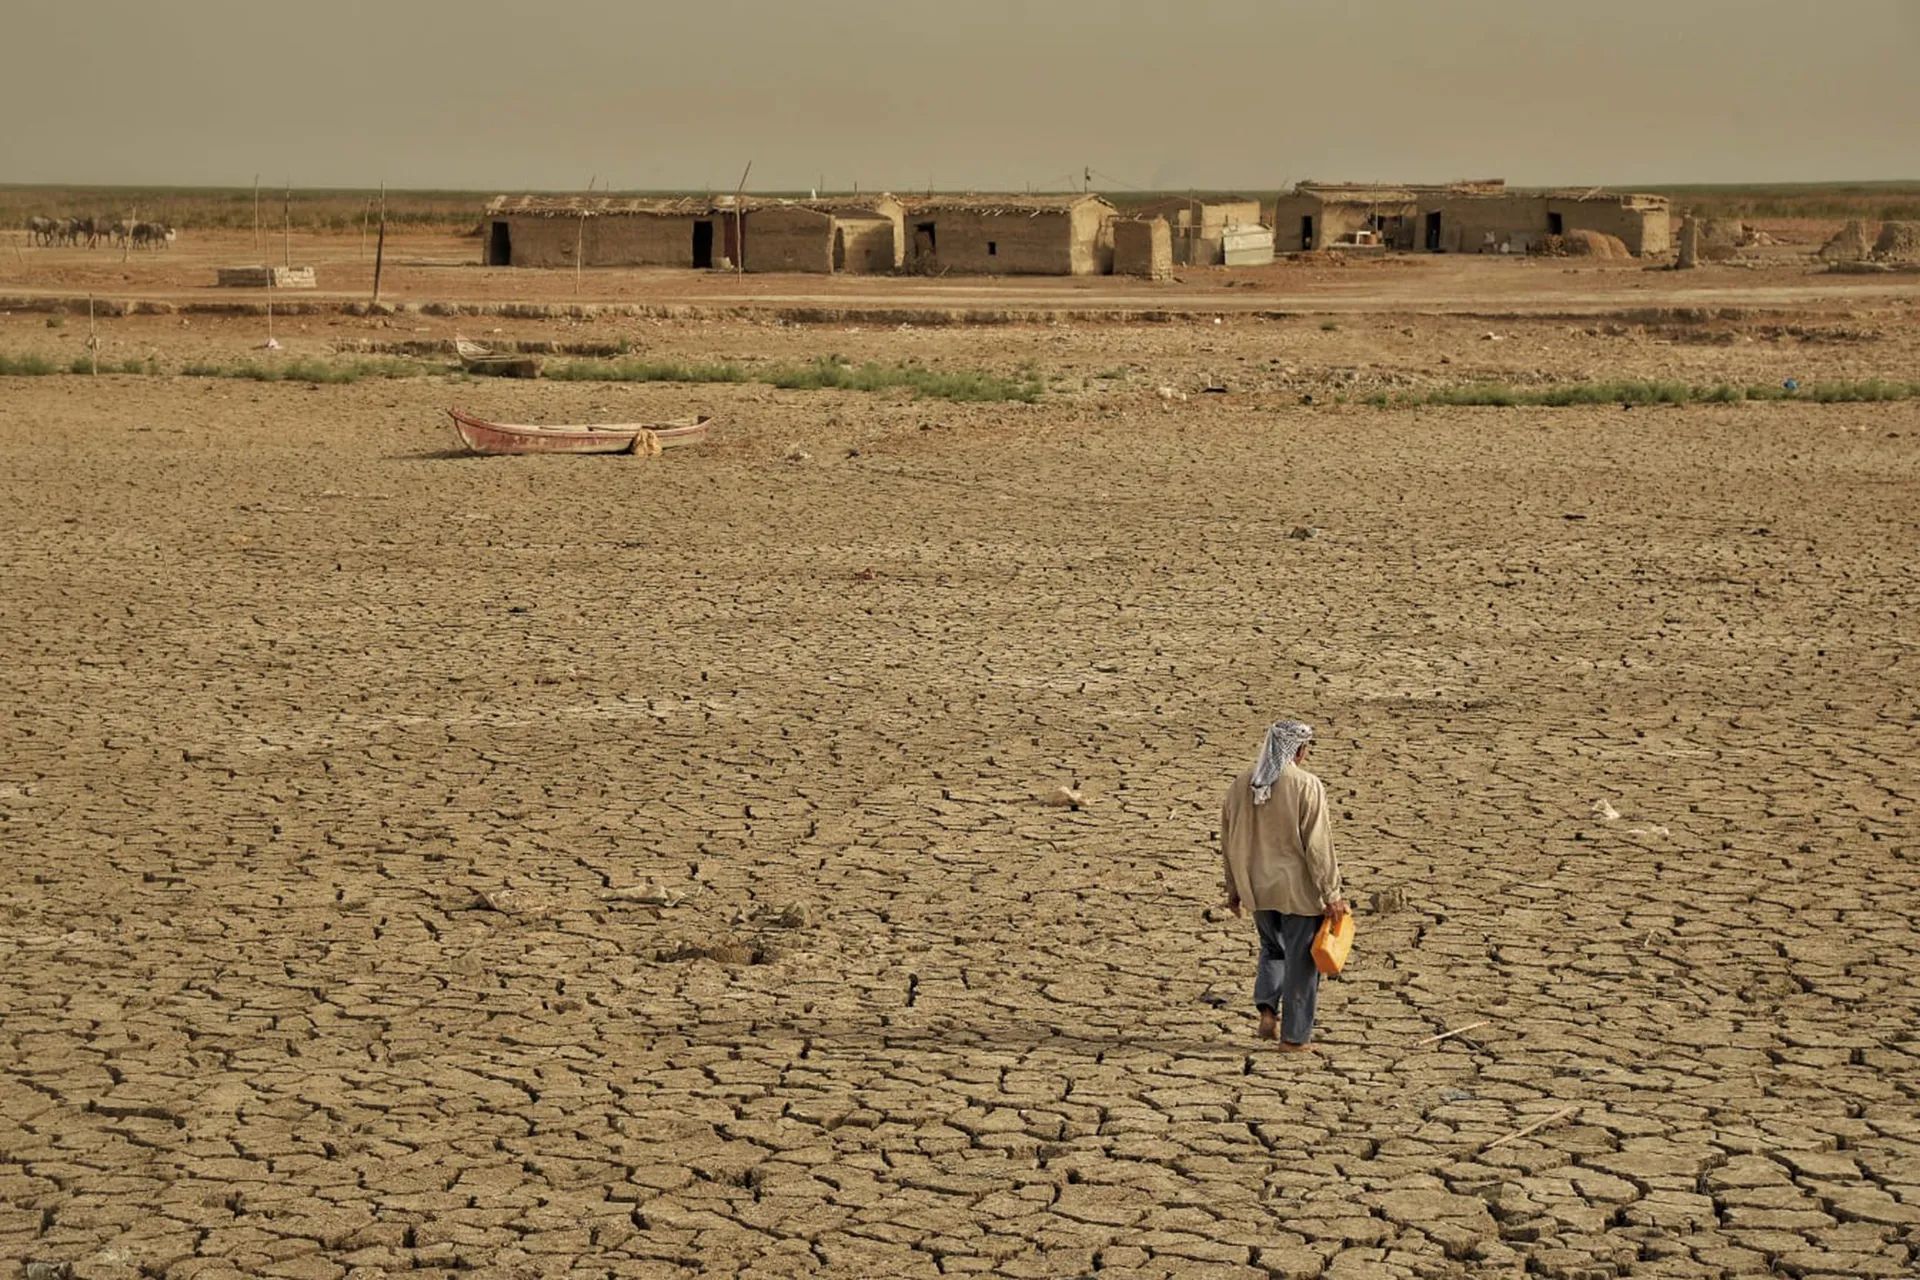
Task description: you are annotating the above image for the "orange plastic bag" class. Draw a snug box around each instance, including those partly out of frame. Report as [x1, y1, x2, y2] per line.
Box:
[1312, 912, 1355, 976]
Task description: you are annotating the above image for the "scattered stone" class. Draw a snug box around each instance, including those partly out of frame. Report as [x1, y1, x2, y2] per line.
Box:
[1367, 887, 1407, 915]
[1044, 785, 1086, 809]
[470, 886, 548, 918]
[1288, 525, 1319, 540]
[1590, 799, 1620, 822]
[760, 902, 813, 929]
[656, 936, 762, 966]
[605, 883, 684, 907]
[784, 443, 812, 463]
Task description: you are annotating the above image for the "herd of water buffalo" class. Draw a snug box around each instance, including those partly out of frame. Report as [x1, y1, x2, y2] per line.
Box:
[24, 215, 176, 249]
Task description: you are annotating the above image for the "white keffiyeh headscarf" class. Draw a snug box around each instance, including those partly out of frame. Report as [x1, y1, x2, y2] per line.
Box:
[1251, 719, 1313, 805]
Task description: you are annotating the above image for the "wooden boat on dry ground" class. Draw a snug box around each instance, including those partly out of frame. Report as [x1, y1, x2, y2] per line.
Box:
[448, 409, 714, 456]
[455, 337, 543, 379]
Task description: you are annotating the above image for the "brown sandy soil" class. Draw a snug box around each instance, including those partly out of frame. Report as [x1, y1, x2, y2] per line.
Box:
[1, 286, 1919, 1280]
[4, 229, 1918, 318]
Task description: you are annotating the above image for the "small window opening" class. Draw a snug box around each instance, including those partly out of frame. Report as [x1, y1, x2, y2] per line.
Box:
[988, 241, 997, 256]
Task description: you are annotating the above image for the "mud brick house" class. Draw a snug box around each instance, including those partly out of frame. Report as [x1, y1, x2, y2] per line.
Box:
[1133, 196, 1266, 265]
[482, 194, 904, 273]
[900, 194, 1118, 275]
[799, 196, 905, 272]
[727, 196, 905, 273]
[483, 195, 728, 269]
[1113, 217, 1172, 279]
[1272, 180, 1671, 257]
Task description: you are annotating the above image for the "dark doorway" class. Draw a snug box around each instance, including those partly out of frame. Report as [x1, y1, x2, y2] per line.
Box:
[692, 220, 714, 269]
[1300, 215, 1314, 250]
[723, 214, 741, 268]
[913, 220, 936, 263]
[486, 221, 511, 266]
[1424, 211, 1443, 251]
[1547, 211, 1565, 236]
[832, 227, 846, 272]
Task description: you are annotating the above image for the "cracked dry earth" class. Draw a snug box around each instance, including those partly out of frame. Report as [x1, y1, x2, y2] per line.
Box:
[1, 368, 1917, 1280]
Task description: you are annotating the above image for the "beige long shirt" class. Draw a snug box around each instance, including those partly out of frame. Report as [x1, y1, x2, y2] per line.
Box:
[1220, 763, 1342, 916]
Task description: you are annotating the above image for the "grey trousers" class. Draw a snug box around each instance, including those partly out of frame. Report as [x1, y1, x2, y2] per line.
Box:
[1253, 911, 1322, 1044]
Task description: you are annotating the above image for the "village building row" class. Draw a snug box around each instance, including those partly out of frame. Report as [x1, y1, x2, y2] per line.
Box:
[482, 193, 1128, 276]
[481, 179, 1671, 275]
[1272, 179, 1671, 256]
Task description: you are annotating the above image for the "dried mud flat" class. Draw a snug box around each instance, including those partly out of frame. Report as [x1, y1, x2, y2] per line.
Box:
[1, 291, 1918, 1280]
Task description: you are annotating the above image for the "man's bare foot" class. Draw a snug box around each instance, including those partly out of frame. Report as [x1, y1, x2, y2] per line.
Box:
[1276, 1040, 1320, 1054]
[1256, 1009, 1278, 1041]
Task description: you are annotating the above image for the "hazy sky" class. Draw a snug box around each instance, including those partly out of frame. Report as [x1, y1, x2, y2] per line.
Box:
[3, 0, 1915, 192]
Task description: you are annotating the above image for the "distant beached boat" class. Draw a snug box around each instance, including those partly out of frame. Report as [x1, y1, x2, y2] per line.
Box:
[448, 408, 713, 456]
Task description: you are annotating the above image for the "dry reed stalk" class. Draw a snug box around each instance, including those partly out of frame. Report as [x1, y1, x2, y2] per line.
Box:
[1481, 1105, 1581, 1152]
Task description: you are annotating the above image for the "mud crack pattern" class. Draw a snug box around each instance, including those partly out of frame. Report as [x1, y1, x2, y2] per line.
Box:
[1, 378, 1916, 1279]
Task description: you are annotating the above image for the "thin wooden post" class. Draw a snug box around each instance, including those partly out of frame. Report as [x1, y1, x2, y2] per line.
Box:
[371, 183, 387, 305]
[253, 174, 261, 253]
[732, 160, 752, 276]
[87, 294, 97, 375]
[283, 181, 292, 268]
[265, 267, 275, 347]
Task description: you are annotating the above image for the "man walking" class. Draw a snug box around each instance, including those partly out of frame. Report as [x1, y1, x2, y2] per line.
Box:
[1220, 719, 1349, 1051]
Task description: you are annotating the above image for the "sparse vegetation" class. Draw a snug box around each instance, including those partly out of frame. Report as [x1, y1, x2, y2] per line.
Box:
[67, 355, 160, 375]
[549, 358, 748, 385]
[0, 349, 1041, 400]
[1372, 379, 1920, 408]
[768, 357, 1041, 402]
[553, 354, 1041, 401]
[178, 357, 427, 383]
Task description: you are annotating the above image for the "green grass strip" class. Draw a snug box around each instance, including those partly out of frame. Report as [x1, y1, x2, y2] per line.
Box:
[1373, 379, 1920, 408]
[178, 356, 426, 383]
[551, 354, 1040, 402]
[548, 358, 749, 385]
